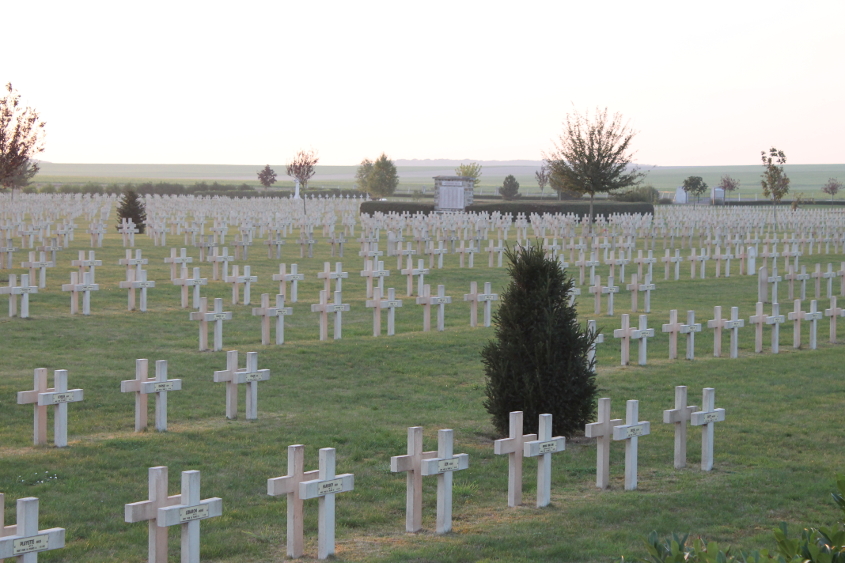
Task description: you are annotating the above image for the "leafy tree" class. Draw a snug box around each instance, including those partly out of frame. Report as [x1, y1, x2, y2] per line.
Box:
[286, 149, 318, 189]
[256, 164, 277, 188]
[482, 244, 598, 437]
[455, 162, 482, 189]
[544, 107, 645, 232]
[356, 153, 399, 197]
[761, 147, 790, 227]
[822, 178, 842, 201]
[682, 176, 708, 206]
[535, 164, 550, 194]
[718, 174, 740, 193]
[116, 189, 146, 234]
[1, 83, 46, 190]
[355, 158, 373, 193]
[500, 174, 520, 200]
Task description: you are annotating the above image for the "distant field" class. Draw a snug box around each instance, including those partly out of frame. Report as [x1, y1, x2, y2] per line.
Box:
[32, 162, 845, 200]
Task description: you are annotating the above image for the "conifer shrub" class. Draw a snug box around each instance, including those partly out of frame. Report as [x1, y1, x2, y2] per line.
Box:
[482, 244, 598, 436]
[116, 189, 147, 234]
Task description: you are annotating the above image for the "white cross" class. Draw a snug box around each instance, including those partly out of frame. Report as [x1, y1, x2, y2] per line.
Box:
[493, 411, 537, 507]
[523, 413, 565, 507]
[253, 293, 293, 344]
[311, 290, 350, 340]
[3, 274, 37, 318]
[401, 257, 429, 297]
[155, 470, 223, 563]
[164, 248, 193, 281]
[584, 398, 622, 490]
[61, 271, 99, 315]
[631, 314, 654, 366]
[390, 427, 437, 532]
[416, 284, 452, 332]
[298, 448, 355, 559]
[119, 269, 155, 312]
[690, 388, 726, 471]
[119, 249, 148, 279]
[20, 251, 54, 288]
[317, 261, 348, 293]
[825, 296, 845, 344]
[662, 386, 696, 469]
[273, 263, 305, 303]
[788, 299, 822, 350]
[213, 350, 270, 420]
[189, 297, 232, 352]
[71, 250, 102, 283]
[17, 368, 83, 447]
[174, 266, 207, 309]
[419, 429, 470, 534]
[0, 497, 66, 560]
[225, 265, 257, 305]
[124, 466, 181, 563]
[612, 399, 651, 491]
[680, 310, 702, 360]
[120, 359, 182, 432]
[209, 247, 233, 281]
[603, 275, 619, 316]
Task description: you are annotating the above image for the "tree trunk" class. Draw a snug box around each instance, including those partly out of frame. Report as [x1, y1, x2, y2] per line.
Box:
[588, 192, 594, 237]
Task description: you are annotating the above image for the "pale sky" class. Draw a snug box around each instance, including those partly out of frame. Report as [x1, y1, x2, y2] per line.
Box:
[4, 0, 843, 166]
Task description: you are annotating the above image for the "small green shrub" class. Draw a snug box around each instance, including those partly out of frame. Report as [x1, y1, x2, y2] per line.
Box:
[611, 185, 660, 203]
[500, 175, 520, 200]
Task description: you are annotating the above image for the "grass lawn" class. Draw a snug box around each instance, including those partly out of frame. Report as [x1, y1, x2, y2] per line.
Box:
[1, 224, 844, 561]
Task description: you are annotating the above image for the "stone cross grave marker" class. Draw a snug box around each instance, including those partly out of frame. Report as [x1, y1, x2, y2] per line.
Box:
[487, 239, 504, 268]
[311, 290, 350, 341]
[612, 399, 651, 491]
[390, 427, 437, 533]
[189, 297, 232, 352]
[588, 274, 604, 316]
[788, 299, 821, 350]
[584, 398, 622, 490]
[401, 257, 428, 297]
[253, 293, 294, 345]
[690, 388, 726, 471]
[120, 269, 156, 312]
[6, 274, 38, 318]
[523, 413, 566, 508]
[17, 368, 83, 447]
[0, 496, 65, 560]
[164, 248, 193, 281]
[265, 236, 285, 260]
[419, 429, 469, 534]
[71, 250, 101, 283]
[124, 466, 182, 562]
[226, 265, 257, 305]
[119, 249, 148, 280]
[823, 263, 836, 298]
[662, 249, 682, 281]
[463, 281, 499, 328]
[662, 386, 697, 469]
[121, 359, 182, 432]
[825, 296, 844, 343]
[493, 411, 537, 508]
[273, 263, 304, 303]
[213, 350, 270, 420]
[317, 262, 348, 294]
[174, 266, 207, 309]
[416, 284, 451, 332]
[632, 314, 654, 366]
[209, 247, 233, 281]
[626, 274, 641, 312]
[61, 271, 98, 315]
[268, 445, 316, 558]
[154, 470, 222, 563]
[682, 310, 702, 360]
[21, 251, 53, 289]
[297, 448, 355, 560]
[604, 276, 619, 316]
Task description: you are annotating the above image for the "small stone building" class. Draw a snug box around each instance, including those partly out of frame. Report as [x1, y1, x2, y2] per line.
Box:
[433, 176, 474, 211]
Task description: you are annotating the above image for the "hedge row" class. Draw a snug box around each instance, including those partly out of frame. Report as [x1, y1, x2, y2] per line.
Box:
[360, 201, 654, 218]
[724, 199, 845, 206]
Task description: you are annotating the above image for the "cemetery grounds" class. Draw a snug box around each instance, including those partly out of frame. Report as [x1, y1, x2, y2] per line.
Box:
[1, 202, 844, 562]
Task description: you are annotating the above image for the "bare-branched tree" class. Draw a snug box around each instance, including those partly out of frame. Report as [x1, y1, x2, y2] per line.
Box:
[1, 83, 46, 190]
[718, 174, 740, 193]
[535, 163, 550, 194]
[822, 178, 842, 201]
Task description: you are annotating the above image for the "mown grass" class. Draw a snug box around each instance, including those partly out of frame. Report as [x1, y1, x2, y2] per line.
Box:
[1, 227, 844, 562]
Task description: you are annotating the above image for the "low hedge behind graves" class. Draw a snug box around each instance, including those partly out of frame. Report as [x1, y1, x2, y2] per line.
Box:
[360, 200, 654, 218]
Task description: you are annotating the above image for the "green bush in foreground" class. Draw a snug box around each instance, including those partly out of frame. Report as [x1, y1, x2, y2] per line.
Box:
[622, 475, 845, 562]
[482, 244, 597, 437]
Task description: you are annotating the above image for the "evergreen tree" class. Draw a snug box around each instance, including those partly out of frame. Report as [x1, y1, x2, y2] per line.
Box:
[482, 244, 598, 436]
[500, 174, 520, 200]
[257, 164, 277, 187]
[116, 189, 147, 234]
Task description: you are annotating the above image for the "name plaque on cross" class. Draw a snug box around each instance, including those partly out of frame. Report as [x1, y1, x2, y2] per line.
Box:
[525, 438, 565, 456]
[179, 505, 209, 522]
[617, 424, 648, 439]
[421, 453, 470, 475]
[39, 391, 82, 405]
[13, 535, 49, 554]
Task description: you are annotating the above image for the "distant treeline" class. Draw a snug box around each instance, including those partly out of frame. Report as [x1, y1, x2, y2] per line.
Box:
[23, 182, 363, 199]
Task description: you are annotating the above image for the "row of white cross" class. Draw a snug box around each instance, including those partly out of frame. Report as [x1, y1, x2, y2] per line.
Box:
[600, 298, 835, 366]
[3, 388, 723, 561]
